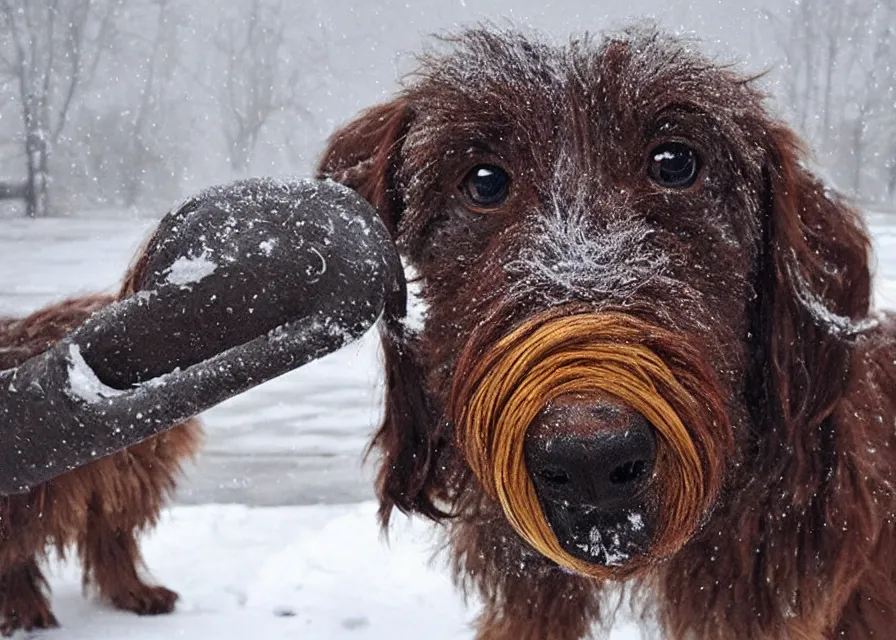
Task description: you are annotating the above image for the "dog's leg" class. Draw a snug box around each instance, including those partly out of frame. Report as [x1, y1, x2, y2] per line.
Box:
[0, 558, 58, 635]
[80, 497, 177, 616]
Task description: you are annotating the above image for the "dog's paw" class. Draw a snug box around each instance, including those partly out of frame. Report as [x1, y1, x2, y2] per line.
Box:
[0, 606, 59, 636]
[111, 584, 179, 616]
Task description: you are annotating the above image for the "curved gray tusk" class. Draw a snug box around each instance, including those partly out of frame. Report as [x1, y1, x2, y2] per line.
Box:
[0, 177, 405, 495]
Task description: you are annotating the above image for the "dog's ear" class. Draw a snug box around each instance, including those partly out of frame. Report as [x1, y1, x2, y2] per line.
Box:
[317, 98, 413, 235]
[754, 124, 872, 484]
[318, 100, 446, 526]
[369, 313, 448, 526]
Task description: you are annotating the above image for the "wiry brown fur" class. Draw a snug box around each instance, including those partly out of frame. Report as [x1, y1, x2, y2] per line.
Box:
[318, 25, 896, 639]
[0, 268, 201, 632]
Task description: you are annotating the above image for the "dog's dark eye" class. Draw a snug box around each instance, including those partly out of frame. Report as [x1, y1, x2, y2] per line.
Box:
[647, 142, 701, 189]
[461, 165, 510, 209]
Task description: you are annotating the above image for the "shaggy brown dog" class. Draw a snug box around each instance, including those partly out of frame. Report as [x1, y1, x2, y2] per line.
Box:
[0, 263, 201, 632]
[318, 25, 896, 639]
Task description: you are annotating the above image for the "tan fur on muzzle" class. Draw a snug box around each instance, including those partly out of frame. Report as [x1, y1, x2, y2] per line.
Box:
[450, 311, 730, 578]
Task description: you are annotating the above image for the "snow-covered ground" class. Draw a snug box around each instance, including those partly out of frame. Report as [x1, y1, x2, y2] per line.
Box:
[0, 213, 894, 639]
[41, 503, 474, 640]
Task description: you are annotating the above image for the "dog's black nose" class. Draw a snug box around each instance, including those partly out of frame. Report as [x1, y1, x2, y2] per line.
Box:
[523, 393, 657, 565]
[524, 393, 656, 509]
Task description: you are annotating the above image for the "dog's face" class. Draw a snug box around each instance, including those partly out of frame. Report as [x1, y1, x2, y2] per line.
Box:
[319, 27, 870, 579]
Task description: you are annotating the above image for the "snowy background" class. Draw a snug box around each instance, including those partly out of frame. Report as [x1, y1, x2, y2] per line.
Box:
[0, 0, 894, 215]
[0, 0, 895, 638]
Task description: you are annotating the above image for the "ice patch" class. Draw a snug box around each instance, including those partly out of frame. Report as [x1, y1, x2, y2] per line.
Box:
[259, 239, 277, 256]
[166, 250, 217, 287]
[67, 343, 124, 403]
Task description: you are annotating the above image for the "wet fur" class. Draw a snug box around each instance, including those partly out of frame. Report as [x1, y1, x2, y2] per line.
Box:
[318, 25, 896, 639]
[0, 289, 201, 632]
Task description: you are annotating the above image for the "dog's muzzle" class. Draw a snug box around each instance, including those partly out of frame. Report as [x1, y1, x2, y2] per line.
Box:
[449, 309, 731, 579]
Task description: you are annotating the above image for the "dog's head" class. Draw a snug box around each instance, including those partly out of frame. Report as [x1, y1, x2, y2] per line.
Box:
[318, 26, 871, 580]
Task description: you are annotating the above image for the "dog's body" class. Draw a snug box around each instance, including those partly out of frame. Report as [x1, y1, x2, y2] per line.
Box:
[319, 26, 896, 639]
[0, 294, 201, 634]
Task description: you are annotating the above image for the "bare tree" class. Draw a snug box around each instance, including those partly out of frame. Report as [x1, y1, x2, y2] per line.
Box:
[50, 0, 198, 212]
[213, 0, 313, 173]
[0, 0, 119, 217]
[848, 23, 894, 196]
[889, 132, 896, 203]
[117, 0, 178, 206]
[766, 0, 896, 203]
